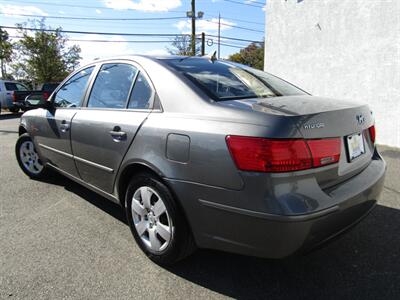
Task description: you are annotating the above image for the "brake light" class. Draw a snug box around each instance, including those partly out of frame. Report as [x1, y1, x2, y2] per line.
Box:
[368, 125, 376, 144]
[12, 91, 17, 102]
[307, 139, 341, 167]
[226, 136, 341, 173]
[43, 92, 49, 100]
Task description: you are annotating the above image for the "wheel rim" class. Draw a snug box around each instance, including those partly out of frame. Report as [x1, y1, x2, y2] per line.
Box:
[131, 186, 173, 253]
[19, 141, 44, 175]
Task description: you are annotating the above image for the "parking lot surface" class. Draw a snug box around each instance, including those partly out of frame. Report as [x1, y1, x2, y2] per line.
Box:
[1, 112, 399, 299]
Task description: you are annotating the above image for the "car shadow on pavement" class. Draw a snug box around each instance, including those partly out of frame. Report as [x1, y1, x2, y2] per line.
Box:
[167, 204, 400, 300]
[38, 172, 400, 300]
[39, 170, 127, 225]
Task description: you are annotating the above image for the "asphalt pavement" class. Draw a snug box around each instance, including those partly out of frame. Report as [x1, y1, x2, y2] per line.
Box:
[1, 112, 399, 300]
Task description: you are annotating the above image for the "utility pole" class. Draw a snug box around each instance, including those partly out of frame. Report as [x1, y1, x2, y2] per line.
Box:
[186, 1, 203, 56]
[218, 13, 221, 59]
[191, 0, 196, 56]
[201, 32, 205, 56]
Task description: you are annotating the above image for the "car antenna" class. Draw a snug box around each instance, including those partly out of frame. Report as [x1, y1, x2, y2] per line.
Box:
[203, 50, 217, 63]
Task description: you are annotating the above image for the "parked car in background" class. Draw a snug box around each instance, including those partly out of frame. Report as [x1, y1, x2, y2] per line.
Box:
[23, 82, 60, 111]
[0, 80, 30, 113]
[15, 56, 386, 265]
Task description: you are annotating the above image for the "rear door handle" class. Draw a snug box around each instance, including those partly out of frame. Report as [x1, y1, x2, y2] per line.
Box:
[60, 120, 70, 132]
[109, 126, 127, 141]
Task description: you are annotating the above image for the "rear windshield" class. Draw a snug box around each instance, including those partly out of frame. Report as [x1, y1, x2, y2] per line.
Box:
[164, 58, 307, 101]
[4, 82, 29, 91]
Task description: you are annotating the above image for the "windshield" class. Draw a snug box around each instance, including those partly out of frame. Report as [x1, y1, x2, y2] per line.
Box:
[165, 58, 307, 101]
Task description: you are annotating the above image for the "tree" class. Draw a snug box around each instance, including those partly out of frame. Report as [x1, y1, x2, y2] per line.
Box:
[228, 42, 264, 70]
[167, 35, 200, 56]
[13, 20, 81, 83]
[0, 28, 13, 79]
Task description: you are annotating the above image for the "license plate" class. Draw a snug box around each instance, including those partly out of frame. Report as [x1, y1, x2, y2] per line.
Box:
[346, 132, 365, 161]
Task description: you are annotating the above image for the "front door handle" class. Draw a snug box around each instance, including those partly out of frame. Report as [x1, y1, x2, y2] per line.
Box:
[60, 120, 70, 132]
[109, 126, 127, 141]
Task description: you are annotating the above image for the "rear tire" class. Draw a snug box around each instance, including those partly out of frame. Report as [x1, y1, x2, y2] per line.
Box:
[15, 133, 48, 179]
[125, 172, 196, 265]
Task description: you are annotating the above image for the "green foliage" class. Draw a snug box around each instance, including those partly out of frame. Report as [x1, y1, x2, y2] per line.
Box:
[13, 20, 81, 83]
[228, 42, 264, 70]
[0, 28, 13, 79]
[167, 35, 200, 56]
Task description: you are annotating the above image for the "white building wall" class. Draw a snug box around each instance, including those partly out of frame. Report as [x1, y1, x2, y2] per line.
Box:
[264, 0, 400, 147]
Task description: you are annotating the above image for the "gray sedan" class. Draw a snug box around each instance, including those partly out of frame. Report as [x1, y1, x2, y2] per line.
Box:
[15, 55, 386, 265]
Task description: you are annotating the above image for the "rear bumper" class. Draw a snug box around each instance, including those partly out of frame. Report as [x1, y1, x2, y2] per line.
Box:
[166, 154, 386, 258]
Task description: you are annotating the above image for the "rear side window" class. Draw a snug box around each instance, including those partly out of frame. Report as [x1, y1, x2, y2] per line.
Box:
[5, 82, 28, 91]
[88, 63, 138, 109]
[54, 66, 95, 108]
[127, 72, 153, 109]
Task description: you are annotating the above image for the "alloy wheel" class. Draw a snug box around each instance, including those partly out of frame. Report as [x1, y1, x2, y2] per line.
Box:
[131, 186, 173, 253]
[19, 141, 44, 175]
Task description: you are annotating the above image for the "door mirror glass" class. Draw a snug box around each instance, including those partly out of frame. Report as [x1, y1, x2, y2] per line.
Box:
[54, 66, 95, 108]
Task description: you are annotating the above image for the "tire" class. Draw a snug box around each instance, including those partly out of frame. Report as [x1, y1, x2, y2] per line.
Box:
[15, 133, 48, 179]
[10, 107, 20, 113]
[125, 172, 196, 265]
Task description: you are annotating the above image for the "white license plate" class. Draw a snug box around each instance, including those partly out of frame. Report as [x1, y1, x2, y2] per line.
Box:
[346, 132, 365, 161]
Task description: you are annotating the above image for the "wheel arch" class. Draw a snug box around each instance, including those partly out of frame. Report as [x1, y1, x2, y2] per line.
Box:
[116, 162, 166, 207]
[18, 125, 27, 136]
[116, 161, 195, 242]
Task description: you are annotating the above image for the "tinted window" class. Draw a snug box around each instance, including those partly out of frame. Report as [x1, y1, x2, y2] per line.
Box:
[5, 82, 28, 91]
[54, 67, 94, 108]
[165, 58, 307, 101]
[127, 72, 153, 109]
[88, 63, 137, 109]
[41, 83, 59, 92]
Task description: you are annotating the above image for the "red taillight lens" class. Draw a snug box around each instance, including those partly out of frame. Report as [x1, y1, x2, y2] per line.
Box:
[226, 136, 341, 173]
[43, 92, 49, 100]
[12, 91, 17, 102]
[368, 125, 376, 144]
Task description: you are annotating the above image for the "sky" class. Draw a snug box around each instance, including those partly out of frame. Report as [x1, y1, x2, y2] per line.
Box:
[0, 0, 266, 66]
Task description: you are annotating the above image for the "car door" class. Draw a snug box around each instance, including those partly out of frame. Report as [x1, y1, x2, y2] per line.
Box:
[71, 61, 155, 193]
[34, 66, 96, 177]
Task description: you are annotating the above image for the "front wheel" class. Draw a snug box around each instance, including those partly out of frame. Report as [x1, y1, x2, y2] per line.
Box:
[15, 133, 47, 179]
[125, 172, 196, 265]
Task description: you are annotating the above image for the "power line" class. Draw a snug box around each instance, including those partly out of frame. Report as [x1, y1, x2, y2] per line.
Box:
[205, 19, 264, 33]
[207, 14, 264, 25]
[221, 0, 265, 8]
[9, 36, 174, 43]
[0, 25, 187, 37]
[206, 34, 263, 43]
[0, 0, 187, 13]
[0, 13, 187, 21]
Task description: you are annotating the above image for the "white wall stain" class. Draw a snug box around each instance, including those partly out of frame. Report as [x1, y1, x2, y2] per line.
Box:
[264, 0, 400, 147]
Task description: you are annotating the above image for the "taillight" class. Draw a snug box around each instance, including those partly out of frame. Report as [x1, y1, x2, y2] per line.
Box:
[12, 91, 17, 102]
[368, 125, 376, 144]
[43, 92, 49, 100]
[307, 139, 341, 167]
[226, 135, 341, 173]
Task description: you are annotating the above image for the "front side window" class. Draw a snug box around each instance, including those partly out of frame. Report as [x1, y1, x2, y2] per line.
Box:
[54, 66, 94, 108]
[87, 63, 138, 109]
[127, 72, 153, 109]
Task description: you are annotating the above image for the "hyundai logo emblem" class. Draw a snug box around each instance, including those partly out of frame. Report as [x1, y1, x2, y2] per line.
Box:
[356, 114, 365, 125]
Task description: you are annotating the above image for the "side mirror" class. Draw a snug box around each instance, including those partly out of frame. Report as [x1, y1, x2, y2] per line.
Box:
[24, 94, 54, 110]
